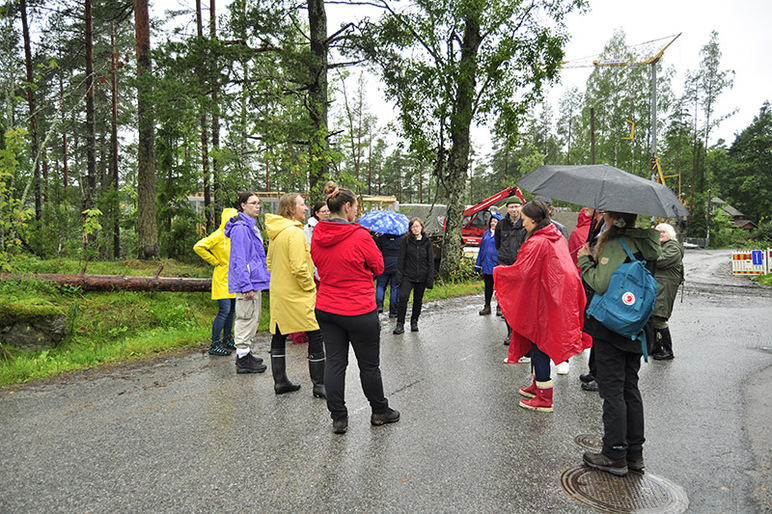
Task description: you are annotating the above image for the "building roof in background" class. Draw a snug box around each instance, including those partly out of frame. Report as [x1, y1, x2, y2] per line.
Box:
[710, 197, 744, 218]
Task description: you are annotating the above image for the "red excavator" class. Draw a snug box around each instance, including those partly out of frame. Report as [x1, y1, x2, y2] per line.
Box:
[460, 186, 525, 246]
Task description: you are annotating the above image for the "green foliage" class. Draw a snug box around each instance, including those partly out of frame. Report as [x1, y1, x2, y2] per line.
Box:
[0, 298, 63, 325]
[696, 31, 735, 147]
[0, 257, 480, 387]
[424, 277, 484, 303]
[351, 0, 583, 278]
[3, 257, 210, 277]
[708, 211, 741, 248]
[717, 102, 772, 223]
[754, 274, 772, 286]
[0, 129, 32, 266]
[439, 255, 480, 284]
[751, 218, 772, 246]
[0, 261, 216, 387]
[82, 208, 103, 237]
[25, 196, 84, 258]
[145, 300, 198, 330]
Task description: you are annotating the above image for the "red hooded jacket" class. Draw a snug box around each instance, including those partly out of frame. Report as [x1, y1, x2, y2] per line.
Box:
[311, 219, 385, 316]
[569, 209, 594, 268]
[494, 224, 592, 364]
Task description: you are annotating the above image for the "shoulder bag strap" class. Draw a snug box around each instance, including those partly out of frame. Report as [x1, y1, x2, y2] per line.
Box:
[618, 238, 637, 262]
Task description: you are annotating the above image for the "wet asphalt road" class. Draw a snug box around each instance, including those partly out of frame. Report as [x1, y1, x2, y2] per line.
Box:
[1, 249, 771, 513]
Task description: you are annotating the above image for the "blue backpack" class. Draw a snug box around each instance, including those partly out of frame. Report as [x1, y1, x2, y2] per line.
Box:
[586, 238, 658, 361]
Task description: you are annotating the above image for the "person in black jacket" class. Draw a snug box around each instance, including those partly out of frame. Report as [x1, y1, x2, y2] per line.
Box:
[375, 233, 405, 318]
[393, 217, 434, 334]
[495, 199, 527, 266]
[494, 199, 527, 347]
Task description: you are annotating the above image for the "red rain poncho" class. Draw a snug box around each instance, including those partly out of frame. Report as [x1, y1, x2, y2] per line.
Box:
[494, 224, 592, 364]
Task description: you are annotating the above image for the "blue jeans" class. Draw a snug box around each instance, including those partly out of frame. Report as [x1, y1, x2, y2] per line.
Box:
[212, 298, 235, 343]
[376, 271, 399, 316]
[530, 343, 551, 382]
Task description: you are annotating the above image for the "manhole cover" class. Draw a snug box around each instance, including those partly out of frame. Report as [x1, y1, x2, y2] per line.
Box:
[574, 434, 603, 450]
[561, 466, 689, 513]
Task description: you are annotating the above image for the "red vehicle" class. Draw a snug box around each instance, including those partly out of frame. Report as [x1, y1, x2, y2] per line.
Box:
[459, 187, 525, 246]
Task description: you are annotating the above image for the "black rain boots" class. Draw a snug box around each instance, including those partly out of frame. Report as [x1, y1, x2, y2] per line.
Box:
[308, 353, 326, 399]
[271, 351, 301, 394]
[652, 327, 674, 360]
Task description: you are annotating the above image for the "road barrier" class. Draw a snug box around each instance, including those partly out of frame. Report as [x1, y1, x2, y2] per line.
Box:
[731, 249, 772, 275]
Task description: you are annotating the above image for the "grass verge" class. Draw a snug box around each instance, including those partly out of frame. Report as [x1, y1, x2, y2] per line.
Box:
[755, 274, 772, 286]
[1, 259, 482, 388]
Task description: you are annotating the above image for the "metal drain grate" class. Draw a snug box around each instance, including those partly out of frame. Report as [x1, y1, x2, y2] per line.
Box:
[561, 466, 689, 513]
[573, 434, 603, 450]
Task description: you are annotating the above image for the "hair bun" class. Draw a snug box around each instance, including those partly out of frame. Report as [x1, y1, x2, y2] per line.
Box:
[323, 181, 338, 196]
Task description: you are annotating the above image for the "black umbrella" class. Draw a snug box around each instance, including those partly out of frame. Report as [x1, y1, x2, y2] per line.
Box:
[517, 164, 689, 218]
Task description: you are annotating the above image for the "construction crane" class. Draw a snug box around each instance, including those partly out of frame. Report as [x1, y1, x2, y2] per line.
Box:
[592, 34, 681, 181]
[563, 34, 683, 198]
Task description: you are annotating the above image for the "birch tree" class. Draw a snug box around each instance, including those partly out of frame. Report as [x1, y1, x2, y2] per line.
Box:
[351, 0, 584, 276]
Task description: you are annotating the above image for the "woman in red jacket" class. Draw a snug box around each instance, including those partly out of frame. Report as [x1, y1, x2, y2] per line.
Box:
[311, 181, 400, 435]
[494, 200, 592, 412]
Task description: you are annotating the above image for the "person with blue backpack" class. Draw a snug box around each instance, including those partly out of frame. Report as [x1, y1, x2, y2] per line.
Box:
[577, 210, 660, 477]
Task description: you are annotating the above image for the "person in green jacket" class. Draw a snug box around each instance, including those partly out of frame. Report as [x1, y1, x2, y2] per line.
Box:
[577, 210, 661, 477]
[651, 223, 684, 360]
[193, 208, 239, 356]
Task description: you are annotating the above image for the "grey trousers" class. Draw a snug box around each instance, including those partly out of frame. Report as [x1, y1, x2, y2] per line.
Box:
[234, 292, 261, 356]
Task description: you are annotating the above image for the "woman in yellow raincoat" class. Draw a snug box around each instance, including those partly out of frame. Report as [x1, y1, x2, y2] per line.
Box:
[193, 208, 239, 356]
[265, 194, 326, 398]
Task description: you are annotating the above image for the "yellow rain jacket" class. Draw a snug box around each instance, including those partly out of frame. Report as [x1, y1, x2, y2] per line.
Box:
[193, 208, 238, 299]
[265, 213, 319, 334]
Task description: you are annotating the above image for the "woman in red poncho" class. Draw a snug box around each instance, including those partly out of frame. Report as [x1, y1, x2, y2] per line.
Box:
[494, 200, 592, 412]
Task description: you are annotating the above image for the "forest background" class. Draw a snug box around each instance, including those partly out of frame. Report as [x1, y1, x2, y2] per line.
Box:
[2, 0, 772, 276]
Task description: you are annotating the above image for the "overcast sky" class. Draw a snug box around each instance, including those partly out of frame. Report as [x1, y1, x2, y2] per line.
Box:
[554, 0, 772, 146]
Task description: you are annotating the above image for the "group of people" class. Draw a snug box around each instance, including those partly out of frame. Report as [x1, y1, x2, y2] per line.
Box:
[194, 184, 400, 434]
[194, 186, 685, 472]
[474, 194, 684, 477]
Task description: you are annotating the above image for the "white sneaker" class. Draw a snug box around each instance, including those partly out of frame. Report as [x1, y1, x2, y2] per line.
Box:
[518, 356, 531, 364]
[556, 361, 570, 375]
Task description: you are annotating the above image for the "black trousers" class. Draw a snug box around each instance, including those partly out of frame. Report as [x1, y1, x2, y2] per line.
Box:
[594, 335, 645, 460]
[482, 274, 494, 306]
[396, 281, 426, 324]
[270, 325, 324, 356]
[315, 308, 389, 420]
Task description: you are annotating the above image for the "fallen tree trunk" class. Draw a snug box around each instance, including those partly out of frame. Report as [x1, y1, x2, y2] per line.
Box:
[0, 273, 212, 292]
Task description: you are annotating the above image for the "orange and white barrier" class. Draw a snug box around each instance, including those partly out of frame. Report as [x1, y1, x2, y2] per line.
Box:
[731, 249, 771, 275]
